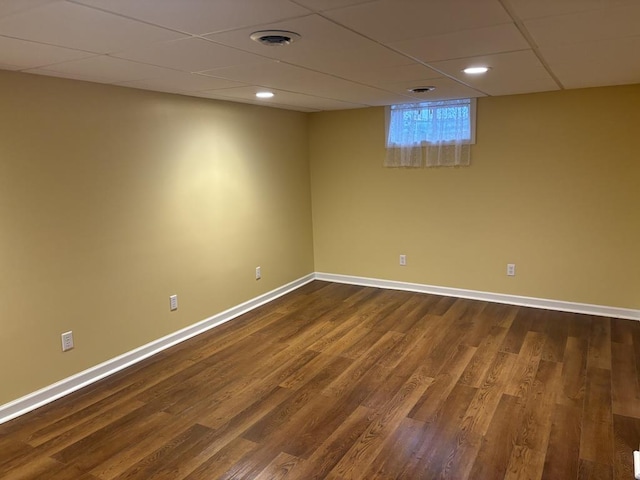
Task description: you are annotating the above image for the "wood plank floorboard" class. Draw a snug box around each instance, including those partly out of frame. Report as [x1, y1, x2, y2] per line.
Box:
[1, 281, 638, 479]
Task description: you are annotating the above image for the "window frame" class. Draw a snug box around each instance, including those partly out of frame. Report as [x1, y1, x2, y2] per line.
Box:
[385, 98, 477, 147]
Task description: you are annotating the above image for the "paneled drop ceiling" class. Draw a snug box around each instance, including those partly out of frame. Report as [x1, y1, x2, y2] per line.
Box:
[1, 0, 639, 111]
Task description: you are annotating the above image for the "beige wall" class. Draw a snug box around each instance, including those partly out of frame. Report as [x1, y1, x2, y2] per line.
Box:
[309, 86, 640, 311]
[2, 70, 639, 408]
[0, 71, 314, 405]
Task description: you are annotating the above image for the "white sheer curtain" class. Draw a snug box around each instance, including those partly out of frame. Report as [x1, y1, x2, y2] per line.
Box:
[385, 99, 474, 168]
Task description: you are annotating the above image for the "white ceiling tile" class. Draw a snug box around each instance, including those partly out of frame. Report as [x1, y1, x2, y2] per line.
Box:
[205, 14, 373, 60]
[508, 0, 638, 20]
[114, 37, 267, 73]
[0, 0, 57, 19]
[346, 90, 417, 106]
[391, 24, 529, 63]
[201, 86, 365, 110]
[201, 61, 333, 89]
[323, 0, 512, 43]
[290, 0, 377, 12]
[540, 36, 640, 89]
[0, 62, 20, 70]
[208, 15, 417, 81]
[0, 2, 184, 54]
[117, 71, 245, 92]
[25, 67, 119, 84]
[0, 36, 93, 69]
[379, 76, 485, 101]
[195, 91, 320, 112]
[525, 4, 640, 48]
[0, 0, 637, 110]
[74, 0, 311, 35]
[323, 62, 441, 86]
[429, 50, 560, 96]
[208, 15, 419, 85]
[288, 43, 414, 78]
[201, 60, 414, 105]
[32, 55, 182, 83]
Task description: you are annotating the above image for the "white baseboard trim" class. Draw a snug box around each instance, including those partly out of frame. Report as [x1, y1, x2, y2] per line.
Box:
[0, 273, 315, 426]
[3, 271, 637, 425]
[314, 272, 640, 321]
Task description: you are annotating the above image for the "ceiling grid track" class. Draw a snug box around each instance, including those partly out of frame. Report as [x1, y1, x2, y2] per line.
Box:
[313, 11, 491, 97]
[497, 0, 566, 90]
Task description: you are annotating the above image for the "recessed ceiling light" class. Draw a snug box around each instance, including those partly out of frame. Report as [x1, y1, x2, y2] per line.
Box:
[463, 66, 490, 74]
[250, 30, 301, 47]
[409, 86, 436, 93]
[256, 91, 274, 99]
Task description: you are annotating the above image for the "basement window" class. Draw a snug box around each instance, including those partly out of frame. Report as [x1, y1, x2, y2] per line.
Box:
[385, 98, 476, 167]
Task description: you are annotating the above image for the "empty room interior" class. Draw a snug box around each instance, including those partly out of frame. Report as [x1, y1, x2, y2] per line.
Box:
[1, 0, 640, 479]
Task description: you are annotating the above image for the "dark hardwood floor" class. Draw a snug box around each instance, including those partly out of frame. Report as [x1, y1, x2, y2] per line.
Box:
[1, 281, 639, 479]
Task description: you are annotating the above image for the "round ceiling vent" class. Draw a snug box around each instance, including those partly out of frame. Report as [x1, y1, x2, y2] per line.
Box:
[409, 86, 436, 93]
[250, 30, 301, 47]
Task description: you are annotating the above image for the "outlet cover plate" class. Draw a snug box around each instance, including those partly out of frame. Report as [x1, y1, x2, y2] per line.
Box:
[61, 331, 74, 352]
[169, 294, 178, 311]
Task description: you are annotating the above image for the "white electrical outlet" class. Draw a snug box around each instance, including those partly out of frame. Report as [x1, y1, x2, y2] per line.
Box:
[399, 254, 407, 266]
[169, 294, 178, 311]
[256, 266, 261, 280]
[507, 263, 516, 276]
[61, 331, 74, 352]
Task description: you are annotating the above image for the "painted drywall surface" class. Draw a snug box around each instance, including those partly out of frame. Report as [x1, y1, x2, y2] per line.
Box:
[309, 85, 640, 310]
[0, 71, 314, 404]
